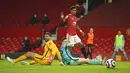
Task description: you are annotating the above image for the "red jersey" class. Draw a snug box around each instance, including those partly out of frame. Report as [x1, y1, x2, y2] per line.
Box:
[65, 14, 78, 35]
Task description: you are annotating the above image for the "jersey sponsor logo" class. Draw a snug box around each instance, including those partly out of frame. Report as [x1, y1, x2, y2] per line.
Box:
[71, 18, 74, 20]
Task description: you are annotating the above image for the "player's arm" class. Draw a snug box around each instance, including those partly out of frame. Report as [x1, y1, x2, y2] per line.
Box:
[42, 46, 48, 57]
[46, 42, 56, 63]
[122, 35, 125, 47]
[48, 43, 64, 65]
[66, 43, 79, 60]
[67, 47, 79, 60]
[76, 24, 84, 36]
[114, 36, 116, 48]
[61, 13, 68, 24]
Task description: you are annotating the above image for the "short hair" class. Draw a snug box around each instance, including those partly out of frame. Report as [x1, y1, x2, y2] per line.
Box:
[45, 32, 51, 37]
[117, 29, 121, 32]
[61, 37, 67, 42]
[70, 6, 77, 10]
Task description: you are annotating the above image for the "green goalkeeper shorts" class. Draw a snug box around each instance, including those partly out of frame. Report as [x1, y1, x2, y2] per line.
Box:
[69, 60, 80, 65]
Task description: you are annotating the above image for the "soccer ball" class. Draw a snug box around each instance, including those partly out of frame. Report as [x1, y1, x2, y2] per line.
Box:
[106, 59, 116, 68]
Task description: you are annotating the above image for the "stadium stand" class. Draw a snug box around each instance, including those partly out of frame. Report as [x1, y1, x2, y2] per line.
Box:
[0, 0, 130, 61]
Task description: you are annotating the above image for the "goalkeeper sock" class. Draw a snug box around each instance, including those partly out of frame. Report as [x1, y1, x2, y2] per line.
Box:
[89, 58, 102, 65]
[13, 55, 27, 63]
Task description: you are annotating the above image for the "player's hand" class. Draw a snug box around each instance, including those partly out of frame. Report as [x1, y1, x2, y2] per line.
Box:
[81, 31, 85, 36]
[61, 12, 64, 19]
[80, 30, 85, 36]
[59, 62, 65, 66]
[48, 56, 53, 63]
[114, 44, 116, 48]
[48, 58, 52, 63]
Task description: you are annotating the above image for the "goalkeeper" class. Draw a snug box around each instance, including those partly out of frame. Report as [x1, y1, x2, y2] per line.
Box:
[60, 37, 106, 65]
[7, 32, 64, 65]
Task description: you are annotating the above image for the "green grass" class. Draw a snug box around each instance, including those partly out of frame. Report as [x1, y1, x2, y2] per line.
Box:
[0, 60, 130, 73]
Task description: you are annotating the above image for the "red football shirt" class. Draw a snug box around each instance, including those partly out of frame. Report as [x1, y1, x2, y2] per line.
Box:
[65, 14, 78, 35]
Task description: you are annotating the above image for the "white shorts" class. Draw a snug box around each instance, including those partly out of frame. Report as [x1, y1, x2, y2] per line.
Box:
[66, 33, 81, 46]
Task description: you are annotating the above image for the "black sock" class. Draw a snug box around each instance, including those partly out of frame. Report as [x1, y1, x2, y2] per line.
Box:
[80, 46, 88, 58]
[88, 44, 92, 59]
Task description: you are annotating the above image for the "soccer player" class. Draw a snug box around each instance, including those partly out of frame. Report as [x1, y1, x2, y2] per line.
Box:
[61, 6, 88, 58]
[111, 30, 128, 60]
[60, 37, 106, 65]
[7, 32, 64, 65]
[86, 28, 94, 59]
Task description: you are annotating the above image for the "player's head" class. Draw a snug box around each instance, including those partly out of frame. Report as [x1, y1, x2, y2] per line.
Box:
[44, 32, 51, 42]
[61, 37, 68, 44]
[117, 30, 121, 35]
[44, 13, 47, 17]
[70, 6, 77, 15]
[34, 14, 37, 17]
[90, 28, 93, 33]
[24, 36, 28, 40]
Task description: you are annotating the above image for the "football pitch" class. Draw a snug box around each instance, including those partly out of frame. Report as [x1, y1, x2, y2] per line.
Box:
[0, 60, 130, 73]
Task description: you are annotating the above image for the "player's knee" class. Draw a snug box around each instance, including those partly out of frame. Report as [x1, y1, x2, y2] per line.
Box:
[122, 51, 125, 53]
[77, 43, 84, 48]
[26, 52, 31, 54]
[25, 52, 32, 56]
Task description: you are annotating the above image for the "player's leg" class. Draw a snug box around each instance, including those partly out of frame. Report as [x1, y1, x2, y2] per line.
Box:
[77, 55, 106, 65]
[96, 54, 106, 64]
[89, 44, 93, 59]
[33, 53, 51, 65]
[37, 50, 63, 65]
[66, 33, 75, 51]
[77, 58, 90, 64]
[120, 47, 128, 60]
[7, 52, 36, 63]
[111, 46, 119, 59]
[28, 53, 43, 65]
[21, 60, 37, 65]
[87, 44, 90, 58]
[34, 58, 50, 65]
[69, 60, 81, 65]
[88, 58, 102, 65]
[74, 35, 88, 58]
[87, 44, 93, 59]
[88, 55, 106, 65]
[7, 52, 45, 65]
[78, 43, 88, 59]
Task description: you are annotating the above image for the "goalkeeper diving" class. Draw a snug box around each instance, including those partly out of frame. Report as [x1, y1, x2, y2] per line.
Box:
[60, 37, 106, 65]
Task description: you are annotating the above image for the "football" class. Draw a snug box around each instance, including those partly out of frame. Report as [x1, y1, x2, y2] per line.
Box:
[106, 59, 116, 68]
